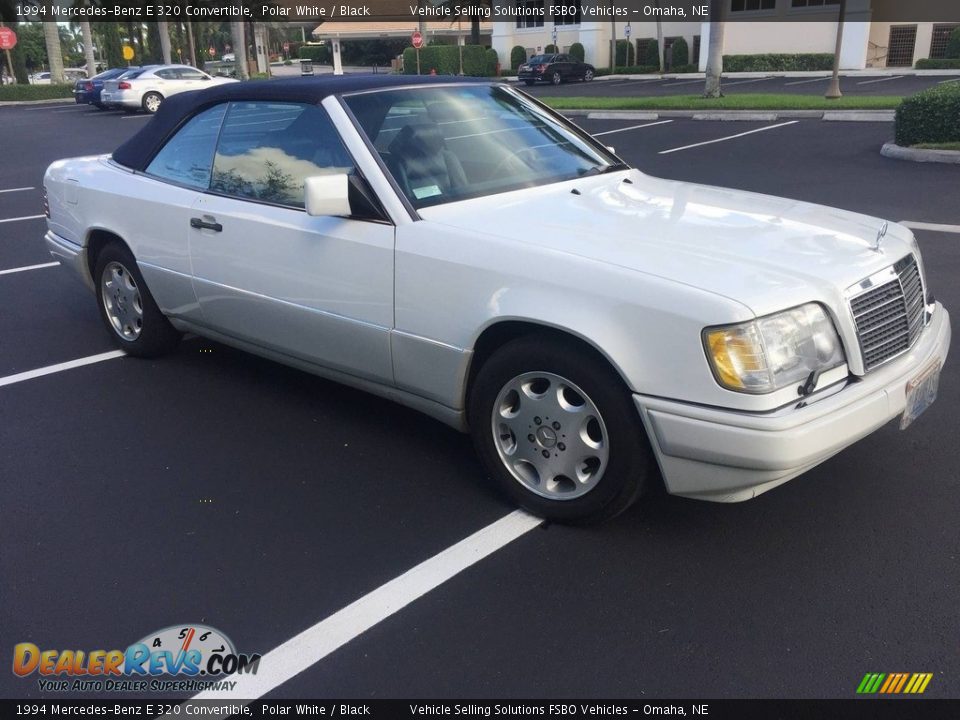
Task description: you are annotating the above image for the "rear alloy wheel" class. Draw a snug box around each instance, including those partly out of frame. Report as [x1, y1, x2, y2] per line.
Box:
[551, 71, 562, 85]
[94, 243, 181, 357]
[142, 91, 163, 114]
[469, 335, 656, 523]
[584, 69, 594, 82]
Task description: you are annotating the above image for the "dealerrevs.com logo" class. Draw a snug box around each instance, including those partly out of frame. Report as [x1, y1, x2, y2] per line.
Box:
[13, 624, 261, 693]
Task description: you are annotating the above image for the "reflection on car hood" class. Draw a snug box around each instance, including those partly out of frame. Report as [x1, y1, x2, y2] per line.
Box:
[418, 169, 916, 316]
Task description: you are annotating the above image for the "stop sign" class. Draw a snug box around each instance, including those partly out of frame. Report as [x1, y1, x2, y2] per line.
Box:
[0, 27, 17, 51]
[411, 30, 424, 50]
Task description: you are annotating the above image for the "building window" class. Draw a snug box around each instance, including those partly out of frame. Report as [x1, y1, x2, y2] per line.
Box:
[636, 38, 656, 65]
[730, 0, 775, 11]
[516, 0, 545, 29]
[886, 25, 918, 67]
[930, 23, 960, 59]
[553, 0, 581, 25]
[693, 35, 701, 65]
[790, 0, 839, 7]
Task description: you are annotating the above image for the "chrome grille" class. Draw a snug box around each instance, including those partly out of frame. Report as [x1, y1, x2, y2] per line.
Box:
[850, 255, 925, 371]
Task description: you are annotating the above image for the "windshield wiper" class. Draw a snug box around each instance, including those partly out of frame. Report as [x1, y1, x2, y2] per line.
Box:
[578, 162, 630, 177]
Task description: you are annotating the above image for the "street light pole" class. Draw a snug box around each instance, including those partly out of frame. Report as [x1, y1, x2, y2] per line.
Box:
[825, 0, 847, 99]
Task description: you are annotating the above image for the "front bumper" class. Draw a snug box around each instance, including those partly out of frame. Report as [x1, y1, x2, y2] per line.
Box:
[45, 230, 93, 292]
[636, 303, 951, 502]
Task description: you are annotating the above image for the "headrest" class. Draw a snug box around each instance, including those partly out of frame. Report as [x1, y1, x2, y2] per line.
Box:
[388, 123, 445, 158]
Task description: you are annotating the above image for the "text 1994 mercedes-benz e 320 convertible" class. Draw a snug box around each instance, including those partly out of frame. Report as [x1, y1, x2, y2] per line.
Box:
[44, 76, 950, 523]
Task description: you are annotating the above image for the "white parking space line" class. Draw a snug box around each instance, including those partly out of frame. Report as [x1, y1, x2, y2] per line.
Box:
[593, 119, 674, 136]
[722, 77, 774, 87]
[0, 262, 59, 276]
[658, 121, 799, 155]
[21, 104, 75, 111]
[899, 221, 960, 234]
[0, 350, 126, 389]
[784, 77, 829, 86]
[0, 187, 35, 194]
[937, 78, 960, 84]
[121, 115, 150, 120]
[52, 107, 89, 113]
[856, 75, 904, 85]
[186, 509, 543, 710]
[0, 214, 45, 224]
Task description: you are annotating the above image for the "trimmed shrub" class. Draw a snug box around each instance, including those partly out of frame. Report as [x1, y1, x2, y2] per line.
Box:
[895, 82, 960, 146]
[569, 42, 585, 62]
[670, 38, 689, 68]
[485, 48, 499, 76]
[615, 39, 635, 67]
[916, 58, 960, 69]
[947, 27, 960, 59]
[511, 45, 527, 70]
[639, 39, 660, 67]
[595, 65, 659, 77]
[0, 84, 74, 101]
[671, 64, 699, 74]
[299, 45, 329, 64]
[545, 44, 558, 54]
[723, 53, 834, 71]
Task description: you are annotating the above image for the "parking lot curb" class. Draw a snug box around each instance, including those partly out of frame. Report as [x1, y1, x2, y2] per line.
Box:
[0, 98, 75, 106]
[576, 109, 894, 121]
[881, 142, 960, 164]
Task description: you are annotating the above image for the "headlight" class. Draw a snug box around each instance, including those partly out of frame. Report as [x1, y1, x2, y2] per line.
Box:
[704, 303, 845, 394]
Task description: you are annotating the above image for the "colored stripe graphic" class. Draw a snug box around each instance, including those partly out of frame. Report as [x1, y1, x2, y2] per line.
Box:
[858, 672, 932, 694]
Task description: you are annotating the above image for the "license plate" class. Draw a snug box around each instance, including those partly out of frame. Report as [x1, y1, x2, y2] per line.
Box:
[900, 359, 940, 429]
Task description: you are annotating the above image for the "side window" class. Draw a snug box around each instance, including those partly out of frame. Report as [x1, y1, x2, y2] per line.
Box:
[211, 102, 354, 208]
[145, 104, 226, 189]
[178, 69, 207, 80]
[155, 69, 177, 80]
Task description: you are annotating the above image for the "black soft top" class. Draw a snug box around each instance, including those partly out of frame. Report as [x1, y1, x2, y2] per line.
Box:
[112, 74, 481, 171]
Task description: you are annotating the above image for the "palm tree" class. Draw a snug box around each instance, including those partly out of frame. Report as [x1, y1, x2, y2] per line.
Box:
[157, 20, 171, 64]
[231, 21, 248, 79]
[42, 2, 65, 82]
[703, 19, 724, 98]
[80, 20, 96, 77]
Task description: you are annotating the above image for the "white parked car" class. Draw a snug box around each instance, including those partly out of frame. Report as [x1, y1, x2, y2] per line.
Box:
[29, 69, 87, 85]
[99, 64, 236, 113]
[43, 77, 951, 523]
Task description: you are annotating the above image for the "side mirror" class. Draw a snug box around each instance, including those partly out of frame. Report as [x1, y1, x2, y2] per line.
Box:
[606, 146, 616, 154]
[305, 174, 351, 217]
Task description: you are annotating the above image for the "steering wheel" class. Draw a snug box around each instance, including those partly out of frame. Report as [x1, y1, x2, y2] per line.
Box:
[492, 146, 541, 178]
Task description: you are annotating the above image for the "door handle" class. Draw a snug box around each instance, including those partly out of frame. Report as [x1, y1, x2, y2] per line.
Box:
[190, 217, 222, 232]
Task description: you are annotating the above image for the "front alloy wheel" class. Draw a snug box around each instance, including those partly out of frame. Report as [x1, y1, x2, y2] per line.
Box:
[551, 71, 562, 85]
[469, 335, 656, 523]
[492, 372, 609, 500]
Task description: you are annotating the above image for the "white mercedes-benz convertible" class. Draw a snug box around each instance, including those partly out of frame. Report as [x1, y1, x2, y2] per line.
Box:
[43, 76, 950, 522]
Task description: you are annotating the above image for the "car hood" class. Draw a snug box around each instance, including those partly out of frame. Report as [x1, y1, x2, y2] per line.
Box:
[418, 169, 917, 317]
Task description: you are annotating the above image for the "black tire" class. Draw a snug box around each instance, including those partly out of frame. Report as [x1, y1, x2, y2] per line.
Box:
[142, 91, 163, 114]
[468, 335, 657, 524]
[93, 242, 181, 358]
[551, 71, 562, 86]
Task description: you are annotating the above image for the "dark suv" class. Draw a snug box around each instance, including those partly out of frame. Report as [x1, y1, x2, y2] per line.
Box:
[517, 54, 596, 86]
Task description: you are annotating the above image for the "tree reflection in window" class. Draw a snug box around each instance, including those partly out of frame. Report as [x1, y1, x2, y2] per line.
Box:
[211, 102, 353, 208]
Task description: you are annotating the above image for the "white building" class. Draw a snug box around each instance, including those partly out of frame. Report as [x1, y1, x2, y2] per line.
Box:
[493, 0, 959, 70]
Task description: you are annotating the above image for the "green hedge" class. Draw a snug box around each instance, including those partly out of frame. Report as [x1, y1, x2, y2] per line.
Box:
[570, 42, 585, 62]
[915, 58, 960, 69]
[595, 65, 659, 77]
[511, 45, 527, 70]
[640, 39, 660, 67]
[895, 82, 960, 146]
[0, 84, 75, 101]
[402, 45, 497, 76]
[671, 38, 689, 68]
[299, 45, 330, 63]
[723, 53, 834, 71]
[545, 44, 558, 54]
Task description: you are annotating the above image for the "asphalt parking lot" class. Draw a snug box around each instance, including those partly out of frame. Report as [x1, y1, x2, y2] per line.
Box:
[1, 99, 958, 702]
[525, 72, 960, 98]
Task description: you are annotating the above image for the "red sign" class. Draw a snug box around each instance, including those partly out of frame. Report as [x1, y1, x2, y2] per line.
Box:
[0, 27, 17, 51]
[411, 30, 424, 50]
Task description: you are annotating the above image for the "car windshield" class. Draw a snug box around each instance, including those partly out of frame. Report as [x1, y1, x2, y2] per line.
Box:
[343, 85, 623, 210]
[118, 69, 146, 80]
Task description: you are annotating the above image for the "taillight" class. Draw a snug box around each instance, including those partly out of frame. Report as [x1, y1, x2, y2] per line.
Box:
[118, 81, 131, 90]
[43, 188, 50, 219]
[84, 81, 94, 91]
